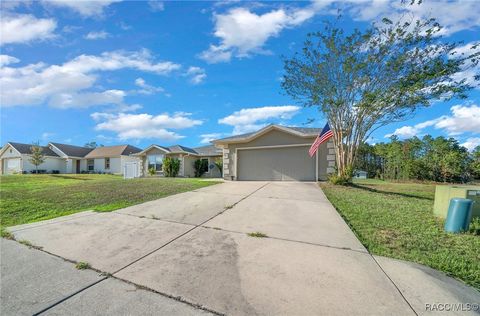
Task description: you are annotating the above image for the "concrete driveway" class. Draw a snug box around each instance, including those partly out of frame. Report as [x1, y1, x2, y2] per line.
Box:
[2, 181, 479, 315]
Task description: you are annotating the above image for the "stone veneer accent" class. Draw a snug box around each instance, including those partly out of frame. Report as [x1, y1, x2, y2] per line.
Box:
[326, 140, 336, 174]
[222, 147, 230, 177]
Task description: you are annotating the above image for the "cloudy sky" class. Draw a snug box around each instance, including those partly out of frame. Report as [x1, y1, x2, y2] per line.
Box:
[1, 0, 479, 150]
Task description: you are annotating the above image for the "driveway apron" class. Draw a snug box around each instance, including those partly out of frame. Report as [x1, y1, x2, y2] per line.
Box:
[4, 181, 478, 315]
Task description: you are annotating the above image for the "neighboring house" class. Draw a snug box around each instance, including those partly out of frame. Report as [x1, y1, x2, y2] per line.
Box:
[0, 142, 66, 174]
[354, 170, 368, 179]
[213, 124, 335, 181]
[0, 142, 141, 175]
[134, 144, 222, 178]
[82, 145, 142, 174]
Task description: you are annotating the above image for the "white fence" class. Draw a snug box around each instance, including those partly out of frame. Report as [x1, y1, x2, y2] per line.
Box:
[124, 162, 139, 179]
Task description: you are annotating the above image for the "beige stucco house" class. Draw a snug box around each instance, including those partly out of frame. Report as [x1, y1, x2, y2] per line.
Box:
[133, 144, 222, 178]
[213, 124, 335, 181]
[0, 142, 141, 175]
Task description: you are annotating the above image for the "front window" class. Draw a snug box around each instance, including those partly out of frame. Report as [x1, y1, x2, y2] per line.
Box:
[147, 154, 163, 171]
[105, 158, 110, 169]
[87, 159, 94, 171]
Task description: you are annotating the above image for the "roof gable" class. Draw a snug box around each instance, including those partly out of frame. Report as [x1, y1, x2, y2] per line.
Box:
[49, 142, 93, 158]
[84, 145, 142, 158]
[213, 125, 320, 144]
[193, 145, 222, 156]
[5, 142, 60, 157]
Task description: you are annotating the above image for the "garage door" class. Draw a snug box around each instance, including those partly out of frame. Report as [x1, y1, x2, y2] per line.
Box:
[237, 146, 315, 181]
[5, 158, 21, 174]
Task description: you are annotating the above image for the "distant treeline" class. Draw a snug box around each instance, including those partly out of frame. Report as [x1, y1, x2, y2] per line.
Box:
[355, 135, 480, 183]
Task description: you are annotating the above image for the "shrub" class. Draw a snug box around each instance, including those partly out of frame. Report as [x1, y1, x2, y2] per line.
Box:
[30, 170, 46, 174]
[194, 159, 208, 177]
[51, 170, 60, 174]
[148, 167, 156, 176]
[163, 157, 180, 177]
[328, 166, 354, 185]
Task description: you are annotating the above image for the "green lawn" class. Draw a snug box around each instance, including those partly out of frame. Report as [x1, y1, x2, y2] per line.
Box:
[0, 174, 219, 227]
[320, 179, 480, 290]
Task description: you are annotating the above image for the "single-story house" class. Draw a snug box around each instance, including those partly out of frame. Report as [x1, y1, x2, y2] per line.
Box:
[0, 142, 66, 174]
[213, 124, 335, 181]
[133, 144, 222, 178]
[82, 145, 141, 174]
[0, 142, 141, 175]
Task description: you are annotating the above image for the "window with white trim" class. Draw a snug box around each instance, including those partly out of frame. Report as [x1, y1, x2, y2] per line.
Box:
[87, 159, 94, 171]
[105, 158, 110, 169]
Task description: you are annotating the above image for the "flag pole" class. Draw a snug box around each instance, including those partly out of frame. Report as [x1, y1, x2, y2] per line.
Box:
[315, 147, 318, 182]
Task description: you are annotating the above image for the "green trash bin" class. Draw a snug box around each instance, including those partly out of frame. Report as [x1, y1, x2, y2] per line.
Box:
[444, 198, 473, 233]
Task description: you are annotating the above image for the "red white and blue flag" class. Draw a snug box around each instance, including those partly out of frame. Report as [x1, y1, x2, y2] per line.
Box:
[309, 123, 333, 157]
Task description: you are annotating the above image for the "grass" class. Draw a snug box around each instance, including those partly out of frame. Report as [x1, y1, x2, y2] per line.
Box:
[75, 262, 91, 270]
[247, 232, 268, 238]
[320, 179, 480, 289]
[0, 174, 219, 227]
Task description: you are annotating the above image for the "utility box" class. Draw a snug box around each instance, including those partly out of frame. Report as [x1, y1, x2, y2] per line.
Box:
[433, 185, 480, 219]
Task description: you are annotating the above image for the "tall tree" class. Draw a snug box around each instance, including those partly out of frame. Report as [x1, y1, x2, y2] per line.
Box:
[84, 142, 103, 148]
[282, 10, 479, 182]
[470, 146, 480, 180]
[29, 142, 46, 174]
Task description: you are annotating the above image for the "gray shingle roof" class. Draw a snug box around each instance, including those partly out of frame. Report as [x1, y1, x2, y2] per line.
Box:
[50, 142, 93, 157]
[8, 142, 60, 157]
[214, 125, 321, 142]
[193, 145, 222, 156]
[168, 145, 198, 154]
[84, 145, 142, 158]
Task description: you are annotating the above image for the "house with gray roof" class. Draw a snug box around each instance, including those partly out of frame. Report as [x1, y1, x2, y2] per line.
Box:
[1, 124, 334, 180]
[133, 144, 222, 178]
[213, 124, 335, 181]
[0, 142, 141, 175]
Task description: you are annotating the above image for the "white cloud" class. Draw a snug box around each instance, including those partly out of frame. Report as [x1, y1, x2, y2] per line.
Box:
[0, 50, 181, 108]
[0, 14, 56, 45]
[340, 0, 480, 36]
[386, 104, 480, 138]
[450, 41, 480, 89]
[43, 0, 121, 17]
[461, 137, 480, 152]
[435, 104, 480, 135]
[92, 112, 203, 141]
[49, 90, 126, 109]
[62, 49, 180, 75]
[0, 55, 19, 66]
[148, 1, 164, 12]
[219, 105, 301, 134]
[185, 67, 207, 84]
[199, 5, 320, 63]
[85, 30, 110, 40]
[134, 77, 165, 95]
[200, 133, 223, 144]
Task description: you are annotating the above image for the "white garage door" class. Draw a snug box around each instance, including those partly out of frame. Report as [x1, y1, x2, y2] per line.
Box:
[237, 146, 316, 181]
[5, 158, 21, 174]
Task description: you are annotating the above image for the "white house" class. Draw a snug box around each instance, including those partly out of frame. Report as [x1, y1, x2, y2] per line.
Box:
[0, 142, 141, 175]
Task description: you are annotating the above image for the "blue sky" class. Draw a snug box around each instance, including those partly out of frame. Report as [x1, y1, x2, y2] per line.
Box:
[1, 0, 479, 150]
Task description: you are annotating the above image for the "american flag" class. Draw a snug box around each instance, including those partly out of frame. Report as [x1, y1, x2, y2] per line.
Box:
[309, 123, 333, 157]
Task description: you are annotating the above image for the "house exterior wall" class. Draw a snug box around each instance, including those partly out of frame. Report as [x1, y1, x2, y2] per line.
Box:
[202, 156, 221, 178]
[21, 155, 66, 173]
[1, 145, 21, 159]
[221, 129, 334, 181]
[181, 155, 194, 177]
